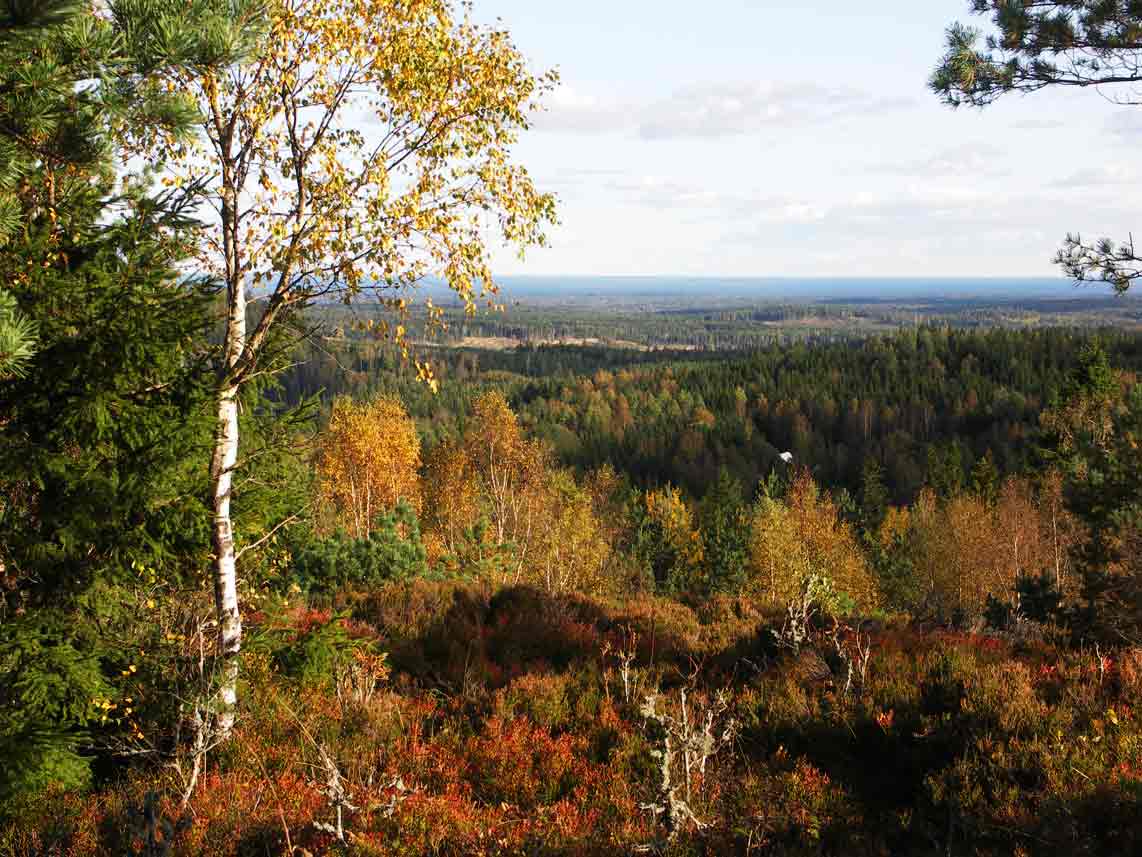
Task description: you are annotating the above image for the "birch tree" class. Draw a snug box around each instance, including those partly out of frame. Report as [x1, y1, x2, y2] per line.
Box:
[139, 0, 556, 735]
[317, 395, 422, 538]
[421, 437, 480, 557]
[463, 392, 540, 545]
[527, 469, 611, 595]
[747, 472, 880, 613]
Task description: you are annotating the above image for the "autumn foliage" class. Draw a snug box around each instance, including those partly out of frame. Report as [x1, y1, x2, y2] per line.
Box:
[749, 471, 880, 612]
[402, 392, 612, 593]
[905, 475, 1080, 618]
[9, 0, 1142, 850]
[7, 380, 1142, 855]
[7, 584, 1142, 856]
[317, 396, 422, 537]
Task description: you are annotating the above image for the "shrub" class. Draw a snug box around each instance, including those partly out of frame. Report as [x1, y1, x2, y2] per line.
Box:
[353, 578, 485, 642]
[0, 613, 107, 807]
[485, 587, 605, 675]
[920, 648, 971, 718]
[10, 587, 1142, 855]
[985, 573, 1064, 630]
[962, 660, 1045, 736]
[291, 501, 430, 593]
[465, 717, 584, 809]
[252, 608, 383, 691]
[433, 517, 516, 581]
[493, 672, 574, 732]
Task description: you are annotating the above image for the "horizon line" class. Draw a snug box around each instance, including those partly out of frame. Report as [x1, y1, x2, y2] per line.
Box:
[489, 273, 1077, 281]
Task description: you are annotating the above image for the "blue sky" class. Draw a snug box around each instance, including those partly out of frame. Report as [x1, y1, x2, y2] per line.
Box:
[475, 0, 1141, 278]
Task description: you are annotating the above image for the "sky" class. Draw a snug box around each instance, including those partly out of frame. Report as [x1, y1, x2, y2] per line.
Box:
[472, 0, 1142, 278]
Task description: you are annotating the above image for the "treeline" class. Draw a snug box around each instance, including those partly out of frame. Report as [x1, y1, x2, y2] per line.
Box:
[288, 362, 1120, 634]
[433, 304, 870, 349]
[306, 294, 1142, 352]
[279, 325, 1142, 504]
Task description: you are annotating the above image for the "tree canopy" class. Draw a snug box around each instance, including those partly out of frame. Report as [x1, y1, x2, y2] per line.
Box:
[932, 1, 1142, 107]
[0, 0, 226, 799]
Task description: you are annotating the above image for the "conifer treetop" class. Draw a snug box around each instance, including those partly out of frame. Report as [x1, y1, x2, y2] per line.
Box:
[932, 0, 1142, 107]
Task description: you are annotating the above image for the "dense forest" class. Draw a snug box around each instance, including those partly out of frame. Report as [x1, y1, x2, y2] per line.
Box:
[282, 324, 1142, 503]
[4, 1, 1142, 856]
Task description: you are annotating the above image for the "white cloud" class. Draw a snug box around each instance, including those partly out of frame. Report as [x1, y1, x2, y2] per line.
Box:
[1013, 119, 1067, 130]
[586, 172, 1017, 234]
[1052, 163, 1141, 188]
[870, 142, 1009, 177]
[586, 175, 833, 226]
[1107, 110, 1142, 139]
[637, 81, 910, 140]
[600, 175, 727, 208]
[761, 200, 830, 225]
[533, 80, 914, 139]
[532, 86, 631, 134]
[718, 184, 1053, 256]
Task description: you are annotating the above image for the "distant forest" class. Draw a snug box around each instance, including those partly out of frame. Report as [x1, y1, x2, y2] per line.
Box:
[279, 321, 1142, 504]
[305, 292, 1142, 351]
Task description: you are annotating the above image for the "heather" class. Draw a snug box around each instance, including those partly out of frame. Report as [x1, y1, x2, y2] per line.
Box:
[5, 583, 1142, 856]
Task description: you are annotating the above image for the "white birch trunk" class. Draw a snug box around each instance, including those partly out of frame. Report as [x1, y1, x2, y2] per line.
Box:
[210, 381, 242, 736]
[210, 235, 246, 736]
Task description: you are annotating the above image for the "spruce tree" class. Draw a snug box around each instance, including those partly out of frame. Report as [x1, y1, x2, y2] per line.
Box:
[971, 451, 1000, 505]
[0, 201, 221, 809]
[1042, 343, 1142, 643]
[699, 468, 750, 594]
[927, 441, 965, 500]
[859, 457, 889, 536]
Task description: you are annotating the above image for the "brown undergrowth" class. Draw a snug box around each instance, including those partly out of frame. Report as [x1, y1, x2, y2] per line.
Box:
[5, 582, 1141, 856]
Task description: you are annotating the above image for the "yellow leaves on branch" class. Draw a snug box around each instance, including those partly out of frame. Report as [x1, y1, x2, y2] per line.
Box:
[157, 0, 557, 332]
[459, 391, 546, 566]
[906, 475, 1081, 617]
[748, 471, 880, 613]
[419, 392, 612, 594]
[528, 469, 612, 596]
[317, 395, 422, 538]
[421, 437, 481, 559]
[644, 485, 705, 577]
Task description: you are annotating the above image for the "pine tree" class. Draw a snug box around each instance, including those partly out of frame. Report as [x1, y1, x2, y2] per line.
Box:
[0, 0, 250, 804]
[0, 289, 35, 378]
[0, 0, 202, 241]
[933, 2, 1142, 293]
